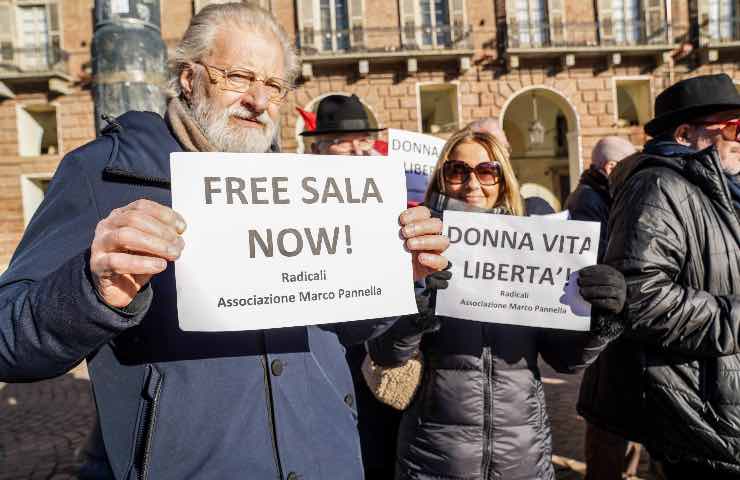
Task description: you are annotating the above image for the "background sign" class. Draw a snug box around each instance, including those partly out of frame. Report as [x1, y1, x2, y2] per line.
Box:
[171, 153, 417, 331]
[388, 128, 446, 206]
[436, 211, 600, 331]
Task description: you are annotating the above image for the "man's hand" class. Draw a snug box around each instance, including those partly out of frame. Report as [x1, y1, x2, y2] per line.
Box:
[399, 206, 449, 282]
[90, 199, 186, 308]
[578, 264, 627, 315]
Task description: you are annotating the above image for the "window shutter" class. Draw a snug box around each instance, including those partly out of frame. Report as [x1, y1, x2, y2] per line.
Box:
[348, 0, 364, 49]
[644, 0, 666, 44]
[505, 0, 519, 47]
[449, 0, 465, 44]
[399, 0, 417, 48]
[297, 0, 317, 53]
[597, 0, 613, 44]
[0, 5, 10, 33]
[547, 0, 565, 45]
[48, 2, 61, 64]
[48, 2, 59, 32]
[698, 0, 714, 42]
[0, 3, 13, 62]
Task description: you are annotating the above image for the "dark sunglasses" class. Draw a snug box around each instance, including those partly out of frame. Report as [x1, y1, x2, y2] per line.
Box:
[442, 160, 502, 186]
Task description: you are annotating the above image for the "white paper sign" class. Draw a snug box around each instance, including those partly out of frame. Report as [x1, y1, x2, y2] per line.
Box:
[544, 209, 570, 220]
[170, 153, 417, 331]
[388, 129, 446, 203]
[436, 212, 600, 331]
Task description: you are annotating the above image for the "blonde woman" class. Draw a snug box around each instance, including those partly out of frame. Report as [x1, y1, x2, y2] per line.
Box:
[367, 129, 627, 480]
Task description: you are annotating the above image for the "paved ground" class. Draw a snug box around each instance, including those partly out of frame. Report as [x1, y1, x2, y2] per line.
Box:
[0, 362, 654, 479]
[0, 364, 92, 480]
[540, 363, 655, 480]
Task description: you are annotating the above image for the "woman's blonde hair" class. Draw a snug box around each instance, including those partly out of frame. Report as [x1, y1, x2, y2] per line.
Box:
[424, 128, 524, 216]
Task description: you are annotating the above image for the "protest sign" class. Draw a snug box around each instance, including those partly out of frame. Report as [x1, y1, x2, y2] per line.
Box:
[388, 129, 446, 205]
[435, 211, 600, 331]
[170, 152, 417, 332]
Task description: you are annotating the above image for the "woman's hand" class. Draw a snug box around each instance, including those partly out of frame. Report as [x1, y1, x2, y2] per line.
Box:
[399, 206, 450, 282]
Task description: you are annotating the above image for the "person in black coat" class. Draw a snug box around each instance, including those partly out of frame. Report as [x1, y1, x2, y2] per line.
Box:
[566, 137, 643, 480]
[302, 94, 401, 480]
[368, 128, 627, 480]
[566, 136, 635, 262]
[577, 73, 740, 479]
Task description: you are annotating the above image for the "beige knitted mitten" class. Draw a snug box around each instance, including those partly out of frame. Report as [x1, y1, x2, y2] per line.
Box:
[361, 352, 423, 410]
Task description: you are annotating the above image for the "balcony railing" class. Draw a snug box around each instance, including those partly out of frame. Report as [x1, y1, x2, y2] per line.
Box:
[0, 45, 69, 75]
[507, 20, 672, 50]
[699, 17, 740, 45]
[297, 24, 474, 57]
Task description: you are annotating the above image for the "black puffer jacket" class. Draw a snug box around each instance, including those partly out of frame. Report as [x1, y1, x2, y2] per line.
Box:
[577, 147, 740, 473]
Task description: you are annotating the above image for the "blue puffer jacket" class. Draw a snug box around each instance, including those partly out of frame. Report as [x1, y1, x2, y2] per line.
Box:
[0, 111, 394, 480]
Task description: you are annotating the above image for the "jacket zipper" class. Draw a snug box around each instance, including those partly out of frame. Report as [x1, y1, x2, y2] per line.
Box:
[135, 366, 163, 480]
[481, 346, 494, 480]
[103, 167, 171, 188]
[260, 334, 285, 479]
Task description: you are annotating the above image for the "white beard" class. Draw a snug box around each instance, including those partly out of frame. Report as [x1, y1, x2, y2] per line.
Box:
[190, 82, 277, 153]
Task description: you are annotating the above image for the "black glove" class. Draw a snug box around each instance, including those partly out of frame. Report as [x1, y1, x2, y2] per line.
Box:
[423, 262, 453, 292]
[414, 263, 453, 332]
[578, 265, 627, 341]
[578, 264, 626, 315]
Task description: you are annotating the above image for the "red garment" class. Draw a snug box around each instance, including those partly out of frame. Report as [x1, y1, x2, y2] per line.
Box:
[373, 139, 388, 155]
[296, 107, 317, 132]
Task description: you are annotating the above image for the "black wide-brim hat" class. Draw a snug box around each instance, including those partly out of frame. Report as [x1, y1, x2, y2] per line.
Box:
[645, 73, 740, 137]
[300, 94, 386, 137]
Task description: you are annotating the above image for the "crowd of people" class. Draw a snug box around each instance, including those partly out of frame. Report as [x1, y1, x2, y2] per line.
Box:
[0, 2, 739, 480]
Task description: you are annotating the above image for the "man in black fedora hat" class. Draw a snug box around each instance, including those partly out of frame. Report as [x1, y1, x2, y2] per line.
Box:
[302, 94, 386, 155]
[578, 73, 740, 479]
[302, 93, 399, 480]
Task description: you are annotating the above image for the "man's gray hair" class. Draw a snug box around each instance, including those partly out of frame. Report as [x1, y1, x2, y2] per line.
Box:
[168, 2, 299, 98]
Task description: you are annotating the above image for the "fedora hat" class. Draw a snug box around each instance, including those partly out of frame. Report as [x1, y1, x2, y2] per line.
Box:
[645, 74, 740, 137]
[300, 94, 385, 137]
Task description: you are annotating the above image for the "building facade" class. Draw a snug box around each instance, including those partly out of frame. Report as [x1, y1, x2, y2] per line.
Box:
[1, 0, 739, 268]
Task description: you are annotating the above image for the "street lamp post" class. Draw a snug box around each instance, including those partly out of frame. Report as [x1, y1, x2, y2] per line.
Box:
[91, 0, 168, 134]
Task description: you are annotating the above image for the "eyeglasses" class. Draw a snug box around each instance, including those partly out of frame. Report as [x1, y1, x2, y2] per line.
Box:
[442, 160, 503, 186]
[695, 119, 740, 141]
[318, 136, 377, 154]
[196, 62, 293, 104]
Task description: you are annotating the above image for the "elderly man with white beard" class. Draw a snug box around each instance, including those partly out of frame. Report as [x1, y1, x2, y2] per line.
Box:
[0, 3, 449, 479]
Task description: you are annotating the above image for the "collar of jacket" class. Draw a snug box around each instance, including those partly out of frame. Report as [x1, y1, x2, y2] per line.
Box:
[101, 110, 283, 187]
[101, 111, 182, 187]
[579, 166, 610, 200]
[611, 145, 737, 217]
[642, 137, 697, 158]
